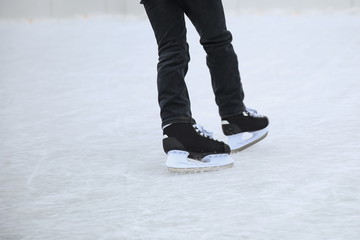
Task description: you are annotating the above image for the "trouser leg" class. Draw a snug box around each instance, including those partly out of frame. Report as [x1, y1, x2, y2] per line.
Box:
[142, 0, 194, 128]
[179, 0, 246, 117]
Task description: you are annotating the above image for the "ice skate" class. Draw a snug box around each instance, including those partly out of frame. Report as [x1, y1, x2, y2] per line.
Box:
[163, 123, 234, 173]
[222, 108, 269, 153]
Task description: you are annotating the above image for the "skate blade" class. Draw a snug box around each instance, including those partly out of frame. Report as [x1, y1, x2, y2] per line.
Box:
[166, 150, 234, 173]
[228, 127, 269, 153]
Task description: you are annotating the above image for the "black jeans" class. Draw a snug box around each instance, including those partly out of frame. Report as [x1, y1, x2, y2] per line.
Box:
[141, 0, 245, 128]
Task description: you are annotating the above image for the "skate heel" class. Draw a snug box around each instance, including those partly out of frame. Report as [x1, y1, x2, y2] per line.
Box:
[228, 127, 269, 153]
[166, 150, 234, 173]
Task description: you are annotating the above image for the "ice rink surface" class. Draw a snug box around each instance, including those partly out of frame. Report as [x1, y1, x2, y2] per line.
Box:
[1, 10, 360, 240]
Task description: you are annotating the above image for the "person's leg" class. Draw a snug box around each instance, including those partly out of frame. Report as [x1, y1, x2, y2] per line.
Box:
[178, 0, 246, 118]
[178, 0, 269, 153]
[141, 1, 234, 173]
[142, 0, 194, 128]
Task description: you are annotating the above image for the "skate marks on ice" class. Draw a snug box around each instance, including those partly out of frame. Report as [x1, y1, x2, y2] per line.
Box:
[1, 14, 360, 240]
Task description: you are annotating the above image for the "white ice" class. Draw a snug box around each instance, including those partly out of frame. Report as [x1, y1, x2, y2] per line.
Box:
[1, 11, 360, 240]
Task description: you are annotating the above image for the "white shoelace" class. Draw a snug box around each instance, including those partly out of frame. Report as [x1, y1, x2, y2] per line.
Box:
[193, 124, 220, 141]
[245, 108, 263, 117]
[164, 123, 219, 141]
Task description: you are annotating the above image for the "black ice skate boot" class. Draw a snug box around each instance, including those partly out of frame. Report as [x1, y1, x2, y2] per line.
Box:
[163, 123, 233, 173]
[222, 108, 269, 153]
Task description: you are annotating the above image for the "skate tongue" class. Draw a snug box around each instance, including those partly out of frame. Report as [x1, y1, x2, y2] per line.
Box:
[193, 124, 214, 138]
